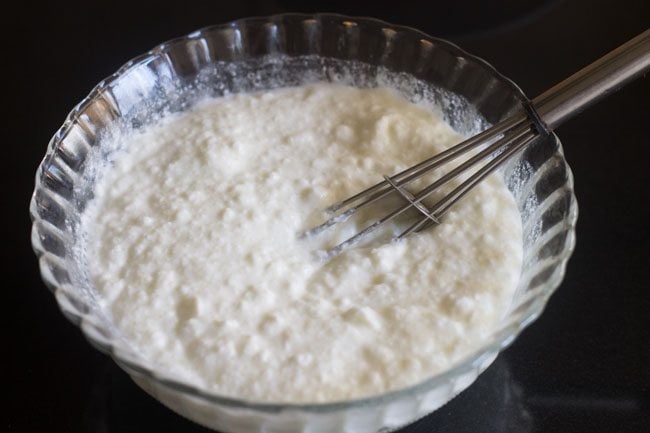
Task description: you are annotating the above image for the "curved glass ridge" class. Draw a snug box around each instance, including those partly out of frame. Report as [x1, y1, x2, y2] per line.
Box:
[30, 13, 577, 433]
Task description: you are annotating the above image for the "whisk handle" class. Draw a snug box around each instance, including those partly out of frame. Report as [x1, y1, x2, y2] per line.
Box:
[533, 29, 650, 130]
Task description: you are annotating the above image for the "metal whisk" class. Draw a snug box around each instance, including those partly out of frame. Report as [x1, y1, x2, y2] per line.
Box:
[307, 29, 650, 258]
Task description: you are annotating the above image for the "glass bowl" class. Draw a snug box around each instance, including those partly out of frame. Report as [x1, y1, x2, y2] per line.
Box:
[30, 13, 577, 433]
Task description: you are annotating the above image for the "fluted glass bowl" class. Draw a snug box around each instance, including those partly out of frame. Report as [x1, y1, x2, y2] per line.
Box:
[30, 13, 577, 433]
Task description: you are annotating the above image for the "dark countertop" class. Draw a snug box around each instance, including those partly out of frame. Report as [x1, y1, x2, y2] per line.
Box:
[6, 1, 649, 432]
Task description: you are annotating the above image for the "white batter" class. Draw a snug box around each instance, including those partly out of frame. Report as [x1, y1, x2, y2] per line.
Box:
[82, 84, 522, 403]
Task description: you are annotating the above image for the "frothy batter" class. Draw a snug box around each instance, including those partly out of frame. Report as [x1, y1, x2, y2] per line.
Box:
[82, 83, 522, 403]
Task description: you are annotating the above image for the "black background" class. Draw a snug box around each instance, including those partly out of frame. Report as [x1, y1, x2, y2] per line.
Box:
[6, 1, 650, 432]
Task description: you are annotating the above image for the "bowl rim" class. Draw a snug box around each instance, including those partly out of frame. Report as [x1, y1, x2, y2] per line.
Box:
[30, 12, 578, 413]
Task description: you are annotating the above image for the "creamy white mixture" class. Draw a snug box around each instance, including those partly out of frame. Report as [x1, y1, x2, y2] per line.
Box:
[82, 84, 522, 403]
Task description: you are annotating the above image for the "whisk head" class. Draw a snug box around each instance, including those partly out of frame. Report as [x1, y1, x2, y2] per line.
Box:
[304, 101, 550, 259]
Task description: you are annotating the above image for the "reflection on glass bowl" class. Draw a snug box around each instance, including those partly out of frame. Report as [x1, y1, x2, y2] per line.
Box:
[80, 355, 532, 433]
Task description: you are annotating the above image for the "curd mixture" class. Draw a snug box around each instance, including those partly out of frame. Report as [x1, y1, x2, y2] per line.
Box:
[82, 83, 523, 403]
